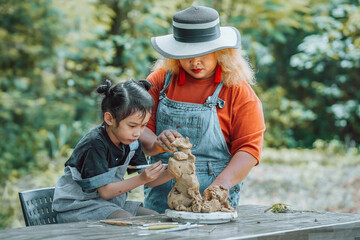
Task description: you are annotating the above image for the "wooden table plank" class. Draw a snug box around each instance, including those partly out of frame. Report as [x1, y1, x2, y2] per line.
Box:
[1, 205, 359, 240]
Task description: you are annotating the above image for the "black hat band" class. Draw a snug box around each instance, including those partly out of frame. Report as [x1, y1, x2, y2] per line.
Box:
[172, 18, 221, 43]
[173, 24, 220, 43]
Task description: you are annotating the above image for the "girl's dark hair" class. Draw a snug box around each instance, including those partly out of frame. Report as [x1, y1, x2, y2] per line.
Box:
[96, 79, 154, 125]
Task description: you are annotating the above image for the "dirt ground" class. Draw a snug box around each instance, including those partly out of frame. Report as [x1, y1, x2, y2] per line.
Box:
[239, 163, 360, 214]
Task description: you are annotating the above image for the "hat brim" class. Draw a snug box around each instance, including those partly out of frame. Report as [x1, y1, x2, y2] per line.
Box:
[151, 26, 241, 59]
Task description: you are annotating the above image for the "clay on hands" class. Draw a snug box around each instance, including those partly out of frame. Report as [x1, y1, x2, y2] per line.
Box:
[167, 137, 235, 213]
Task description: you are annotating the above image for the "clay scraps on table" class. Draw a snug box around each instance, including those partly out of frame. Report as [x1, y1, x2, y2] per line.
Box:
[167, 137, 234, 213]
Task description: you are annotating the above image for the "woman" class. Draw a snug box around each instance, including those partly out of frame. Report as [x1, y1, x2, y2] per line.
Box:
[140, 6, 266, 213]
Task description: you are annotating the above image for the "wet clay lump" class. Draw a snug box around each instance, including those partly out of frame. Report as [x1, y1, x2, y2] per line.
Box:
[167, 137, 235, 213]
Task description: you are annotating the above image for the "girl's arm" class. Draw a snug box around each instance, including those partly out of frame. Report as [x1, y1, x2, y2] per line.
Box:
[145, 169, 174, 188]
[97, 161, 167, 200]
[209, 151, 257, 192]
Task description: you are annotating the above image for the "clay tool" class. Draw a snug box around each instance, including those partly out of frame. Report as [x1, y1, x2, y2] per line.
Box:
[143, 222, 178, 227]
[127, 164, 167, 169]
[208, 226, 217, 233]
[155, 223, 204, 232]
[99, 220, 143, 226]
[100, 220, 132, 226]
[140, 224, 179, 230]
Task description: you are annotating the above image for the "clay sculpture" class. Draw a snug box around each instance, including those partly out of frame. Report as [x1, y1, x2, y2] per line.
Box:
[167, 137, 235, 213]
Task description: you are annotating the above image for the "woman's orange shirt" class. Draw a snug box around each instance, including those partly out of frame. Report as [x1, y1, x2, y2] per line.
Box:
[146, 69, 265, 164]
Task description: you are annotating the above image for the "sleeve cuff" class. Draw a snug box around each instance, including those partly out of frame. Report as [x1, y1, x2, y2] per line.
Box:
[67, 166, 118, 191]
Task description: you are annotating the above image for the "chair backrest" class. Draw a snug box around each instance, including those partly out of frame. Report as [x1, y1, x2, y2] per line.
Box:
[18, 186, 57, 226]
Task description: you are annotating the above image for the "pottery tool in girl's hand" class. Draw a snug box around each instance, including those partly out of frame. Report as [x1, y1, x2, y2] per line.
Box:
[127, 164, 167, 169]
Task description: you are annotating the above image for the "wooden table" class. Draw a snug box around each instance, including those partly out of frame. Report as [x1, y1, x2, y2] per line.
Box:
[1, 205, 360, 239]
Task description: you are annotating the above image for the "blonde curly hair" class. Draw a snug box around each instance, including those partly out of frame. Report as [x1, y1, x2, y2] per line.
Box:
[151, 48, 255, 87]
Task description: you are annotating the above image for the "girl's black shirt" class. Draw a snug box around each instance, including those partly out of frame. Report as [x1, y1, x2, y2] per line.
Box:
[65, 123, 147, 179]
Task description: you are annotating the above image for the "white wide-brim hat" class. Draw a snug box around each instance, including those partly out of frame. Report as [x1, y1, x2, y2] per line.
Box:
[151, 6, 241, 60]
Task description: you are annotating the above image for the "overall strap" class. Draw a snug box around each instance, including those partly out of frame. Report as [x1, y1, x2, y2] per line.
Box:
[159, 71, 173, 100]
[204, 82, 225, 109]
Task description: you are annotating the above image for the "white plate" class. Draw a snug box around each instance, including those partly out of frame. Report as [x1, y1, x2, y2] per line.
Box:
[165, 209, 238, 224]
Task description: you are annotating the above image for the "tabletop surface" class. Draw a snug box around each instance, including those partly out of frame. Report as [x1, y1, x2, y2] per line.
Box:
[1, 205, 360, 240]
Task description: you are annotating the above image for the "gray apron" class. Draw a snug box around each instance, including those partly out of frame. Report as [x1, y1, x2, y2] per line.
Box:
[144, 72, 243, 213]
[53, 141, 142, 223]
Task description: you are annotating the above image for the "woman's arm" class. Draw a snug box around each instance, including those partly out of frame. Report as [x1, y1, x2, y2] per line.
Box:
[97, 161, 167, 200]
[209, 151, 257, 191]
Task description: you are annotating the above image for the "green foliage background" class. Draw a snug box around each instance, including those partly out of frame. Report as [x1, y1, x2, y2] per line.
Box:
[0, 0, 359, 229]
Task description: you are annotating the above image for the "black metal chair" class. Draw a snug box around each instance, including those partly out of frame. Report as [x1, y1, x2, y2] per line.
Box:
[18, 186, 58, 226]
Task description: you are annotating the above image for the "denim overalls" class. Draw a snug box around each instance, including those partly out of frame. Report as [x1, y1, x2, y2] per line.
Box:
[53, 141, 142, 222]
[144, 72, 243, 213]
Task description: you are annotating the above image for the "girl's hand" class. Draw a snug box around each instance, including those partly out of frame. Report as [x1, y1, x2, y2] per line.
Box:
[139, 161, 167, 182]
[155, 129, 182, 152]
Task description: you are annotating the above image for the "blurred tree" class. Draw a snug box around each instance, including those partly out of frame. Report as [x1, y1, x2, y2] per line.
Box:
[0, 0, 65, 183]
[0, 0, 183, 229]
[0, 0, 65, 228]
[290, 0, 360, 148]
[202, 0, 360, 148]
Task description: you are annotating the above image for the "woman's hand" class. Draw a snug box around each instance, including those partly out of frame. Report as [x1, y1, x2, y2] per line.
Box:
[206, 151, 258, 199]
[155, 129, 182, 152]
[207, 183, 230, 198]
[139, 161, 167, 182]
[140, 128, 182, 156]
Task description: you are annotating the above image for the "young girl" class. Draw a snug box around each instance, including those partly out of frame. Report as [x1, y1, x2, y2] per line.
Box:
[140, 6, 266, 213]
[53, 79, 173, 222]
